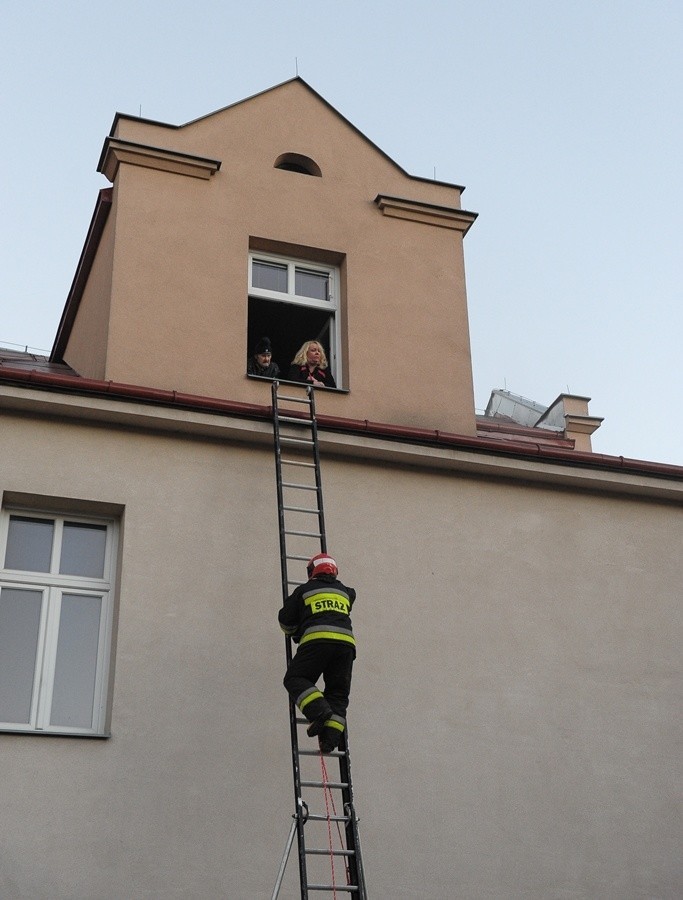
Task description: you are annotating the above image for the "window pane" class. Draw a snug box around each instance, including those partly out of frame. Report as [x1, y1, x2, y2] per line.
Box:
[252, 260, 288, 293]
[60, 522, 107, 578]
[0, 587, 42, 723]
[4, 516, 54, 572]
[295, 268, 330, 302]
[50, 593, 102, 729]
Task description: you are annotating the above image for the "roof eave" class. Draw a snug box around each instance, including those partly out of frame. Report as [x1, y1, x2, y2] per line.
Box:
[1, 367, 680, 482]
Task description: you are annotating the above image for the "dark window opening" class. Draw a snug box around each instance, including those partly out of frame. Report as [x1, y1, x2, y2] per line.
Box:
[247, 297, 333, 382]
[274, 153, 322, 177]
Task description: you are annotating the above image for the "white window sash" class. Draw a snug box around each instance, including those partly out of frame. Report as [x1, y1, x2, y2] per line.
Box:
[0, 509, 117, 736]
[38, 587, 111, 734]
[0, 580, 49, 729]
[249, 252, 338, 311]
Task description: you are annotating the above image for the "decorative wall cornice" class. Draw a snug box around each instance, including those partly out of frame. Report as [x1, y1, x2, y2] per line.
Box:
[375, 194, 477, 233]
[98, 137, 221, 182]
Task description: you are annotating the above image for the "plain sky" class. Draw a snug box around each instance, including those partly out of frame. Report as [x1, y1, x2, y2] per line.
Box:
[2, 1, 681, 464]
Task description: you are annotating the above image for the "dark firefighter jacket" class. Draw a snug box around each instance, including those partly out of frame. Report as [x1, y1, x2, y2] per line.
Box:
[278, 573, 356, 654]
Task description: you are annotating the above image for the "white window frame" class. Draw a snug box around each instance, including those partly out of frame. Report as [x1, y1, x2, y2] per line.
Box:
[0, 508, 118, 736]
[248, 251, 342, 384]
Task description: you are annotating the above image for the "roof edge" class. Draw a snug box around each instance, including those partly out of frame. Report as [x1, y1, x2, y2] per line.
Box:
[1, 367, 680, 481]
[109, 77, 468, 194]
[51, 188, 113, 362]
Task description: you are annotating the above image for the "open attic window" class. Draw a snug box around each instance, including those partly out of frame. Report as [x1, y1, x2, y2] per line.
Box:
[247, 251, 340, 385]
[274, 153, 322, 177]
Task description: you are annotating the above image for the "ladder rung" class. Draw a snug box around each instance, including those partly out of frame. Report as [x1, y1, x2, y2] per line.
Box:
[283, 505, 319, 514]
[282, 459, 316, 468]
[308, 886, 358, 893]
[287, 580, 305, 586]
[307, 813, 352, 823]
[301, 780, 349, 790]
[277, 415, 313, 426]
[298, 748, 344, 757]
[306, 849, 355, 857]
[280, 437, 314, 446]
[282, 482, 319, 491]
[276, 393, 312, 405]
[284, 530, 321, 538]
[287, 554, 313, 562]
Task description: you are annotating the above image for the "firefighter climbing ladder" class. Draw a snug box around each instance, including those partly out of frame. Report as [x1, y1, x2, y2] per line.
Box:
[271, 380, 368, 899]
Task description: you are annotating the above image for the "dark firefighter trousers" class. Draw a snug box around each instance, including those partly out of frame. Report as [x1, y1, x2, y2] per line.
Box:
[283, 640, 354, 730]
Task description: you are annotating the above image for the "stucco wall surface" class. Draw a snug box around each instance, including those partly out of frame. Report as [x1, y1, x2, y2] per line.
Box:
[62, 193, 116, 381]
[1, 410, 681, 899]
[67, 80, 477, 435]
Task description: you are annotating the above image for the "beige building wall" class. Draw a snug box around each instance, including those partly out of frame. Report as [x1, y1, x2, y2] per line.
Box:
[2, 397, 680, 899]
[61, 79, 477, 434]
[62, 196, 116, 381]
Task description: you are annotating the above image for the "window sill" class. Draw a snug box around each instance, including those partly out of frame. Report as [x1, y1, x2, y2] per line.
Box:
[246, 373, 349, 393]
[0, 728, 110, 739]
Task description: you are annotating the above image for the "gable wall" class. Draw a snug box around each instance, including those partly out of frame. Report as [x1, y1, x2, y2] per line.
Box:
[93, 81, 476, 432]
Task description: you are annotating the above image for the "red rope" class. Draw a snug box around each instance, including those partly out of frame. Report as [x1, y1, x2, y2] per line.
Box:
[320, 749, 354, 893]
[320, 752, 338, 897]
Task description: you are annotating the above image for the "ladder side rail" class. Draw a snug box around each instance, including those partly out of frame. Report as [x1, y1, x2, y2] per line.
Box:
[308, 386, 366, 894]
[337, 731, 367, 898]
[287, 641, 309, 898]
[307, 386, 327, 554]
[271, 818, 298, 900]
[272, 382, 293, 612]
[272, 380, 311, 898]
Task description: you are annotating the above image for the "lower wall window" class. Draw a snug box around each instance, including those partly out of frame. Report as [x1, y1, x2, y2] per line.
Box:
[0, 509, 118, 735]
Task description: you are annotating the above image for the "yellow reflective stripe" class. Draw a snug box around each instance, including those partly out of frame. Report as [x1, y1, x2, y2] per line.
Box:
[303, 586, 350, 602]
[325, 719, 345, 733]
[299, 690, 324, 711]
[299, 631, 355, 646]
[304, 592, 351, 615]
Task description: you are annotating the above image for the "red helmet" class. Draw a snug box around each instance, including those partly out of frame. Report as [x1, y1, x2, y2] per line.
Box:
[307, 553, 338, 578]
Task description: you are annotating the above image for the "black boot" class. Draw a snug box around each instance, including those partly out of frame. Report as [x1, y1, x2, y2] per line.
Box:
[306, 707, 332, 737]
[318, 724, 342, 754]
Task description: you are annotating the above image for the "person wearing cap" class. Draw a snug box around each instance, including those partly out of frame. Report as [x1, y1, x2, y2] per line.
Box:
[247, 337, 280, 378]
[278, 553, 356, 753]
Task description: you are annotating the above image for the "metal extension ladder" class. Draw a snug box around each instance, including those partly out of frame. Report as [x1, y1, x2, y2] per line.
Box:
[270, 380, 367, 899]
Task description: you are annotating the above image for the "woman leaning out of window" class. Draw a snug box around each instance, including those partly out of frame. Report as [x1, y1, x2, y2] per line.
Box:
[288, 341, 336, 388]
